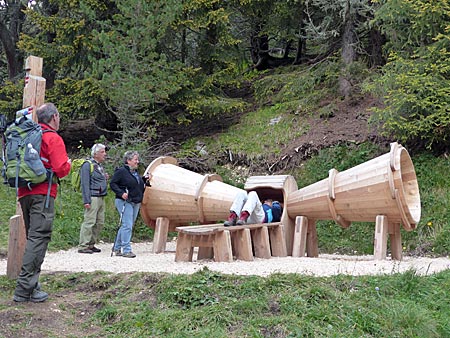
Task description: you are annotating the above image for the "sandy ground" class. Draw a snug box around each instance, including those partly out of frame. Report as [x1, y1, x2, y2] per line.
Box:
[1, 241, 450, 277]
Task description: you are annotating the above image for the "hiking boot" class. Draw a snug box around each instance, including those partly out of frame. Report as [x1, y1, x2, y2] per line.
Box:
[224, 212, 238, 226]
[122, 252, 136, 258]
[89, 246, 101, 253]
[13, 289, 48, 303]
[236, 211, 250, 225]
[78, 248, 93, 254]
[114, 250, 122, 256]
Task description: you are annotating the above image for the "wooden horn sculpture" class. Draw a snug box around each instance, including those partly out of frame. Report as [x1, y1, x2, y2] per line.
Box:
[140, 156, 244, 232]
[286, 142, 421, 230]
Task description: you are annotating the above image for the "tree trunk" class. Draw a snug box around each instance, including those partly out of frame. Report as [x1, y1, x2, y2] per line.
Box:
[339, 0, 357, 98]
[0, 0, 26, 79]
[0, 22, 19, 79]
[368, 28, 386, 67]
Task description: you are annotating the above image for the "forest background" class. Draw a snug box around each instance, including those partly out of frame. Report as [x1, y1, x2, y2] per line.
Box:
[0, 1, 450, 336]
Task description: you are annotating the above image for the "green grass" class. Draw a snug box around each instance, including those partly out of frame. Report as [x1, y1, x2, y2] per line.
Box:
[0, 268, 449, 337]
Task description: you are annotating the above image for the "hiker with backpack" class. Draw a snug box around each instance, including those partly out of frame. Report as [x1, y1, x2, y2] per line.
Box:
[78, 143, 109, 254]
[224, 191, 279, 226]
[109, 151, 148, 258]
[13, 103, 71, 303]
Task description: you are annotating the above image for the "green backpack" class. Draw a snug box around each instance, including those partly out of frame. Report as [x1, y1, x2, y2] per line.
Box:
[70, 159, 94, 192]
[4, 117, 54, 189]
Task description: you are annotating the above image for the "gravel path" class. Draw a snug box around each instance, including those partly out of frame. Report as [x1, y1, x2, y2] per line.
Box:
[2, 242, 449, 277]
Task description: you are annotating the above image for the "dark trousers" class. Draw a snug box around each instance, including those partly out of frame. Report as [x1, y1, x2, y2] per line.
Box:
[14, 194, 54, 297]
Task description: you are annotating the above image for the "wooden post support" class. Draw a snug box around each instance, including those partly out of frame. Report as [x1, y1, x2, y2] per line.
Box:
[306, 219, 319, 257]
[7, 56, 45, 277]
[213, 230, 233, 262]
[269, 223, 287, 257]
[292, 216, 308, 257]
[175, 233, 194, 262]
[152, 217, 169, 253]
[374, 215, 388, 260]
[232, 228, 253, 261]
[7, 211, 26, 279]
[23, 56, 46, 122]
[252, 226, 271, 259]
[389, 222, 402, 260]
[25, 55, 43, 77]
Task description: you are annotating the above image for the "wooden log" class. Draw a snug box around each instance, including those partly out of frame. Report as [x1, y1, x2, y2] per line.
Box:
[152, 217, 169, 253]
[374, 215, 388, 260]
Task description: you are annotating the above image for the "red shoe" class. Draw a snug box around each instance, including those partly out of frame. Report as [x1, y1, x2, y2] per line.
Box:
[224, 212, 238, 226]
[236, 211, 250, 225]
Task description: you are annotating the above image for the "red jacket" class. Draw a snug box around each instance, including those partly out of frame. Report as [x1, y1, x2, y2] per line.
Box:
[18, 123, 71, 199]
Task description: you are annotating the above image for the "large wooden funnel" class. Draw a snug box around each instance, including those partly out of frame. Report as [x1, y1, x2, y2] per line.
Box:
[141, 156, 244, 231]
[287, 143, 421, 231]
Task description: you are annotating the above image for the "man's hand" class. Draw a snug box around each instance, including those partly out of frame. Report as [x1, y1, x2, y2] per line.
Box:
[84, 203, 91, 209]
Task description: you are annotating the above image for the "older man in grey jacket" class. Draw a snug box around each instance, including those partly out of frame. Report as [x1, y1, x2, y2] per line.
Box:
[78, 144, 108, 254]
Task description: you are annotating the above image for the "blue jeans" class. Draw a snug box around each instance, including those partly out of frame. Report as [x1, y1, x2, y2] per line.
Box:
[113, 199, 140, 254]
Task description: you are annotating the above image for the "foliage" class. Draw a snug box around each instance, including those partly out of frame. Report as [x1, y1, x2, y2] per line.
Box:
[367, 0, 450, 148]
[89, 0, 189, 146]
[0, 81, 23, 120]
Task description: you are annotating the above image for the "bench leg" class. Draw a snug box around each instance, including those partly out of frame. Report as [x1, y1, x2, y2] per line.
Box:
[269, 223, 287, 257]
[153, 217, 169, 254]
[213, 230, 233, 262]
[389, 222, 402, 260]
[306, 219, 319, 257]
[175, 233, 194, 262]
[232, 228, 253, 261]
[374, 215, 388, 260]
[252, 226, 271, 259]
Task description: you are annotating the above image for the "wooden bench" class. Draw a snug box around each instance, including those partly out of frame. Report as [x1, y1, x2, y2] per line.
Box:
[175, 222, 286, 262]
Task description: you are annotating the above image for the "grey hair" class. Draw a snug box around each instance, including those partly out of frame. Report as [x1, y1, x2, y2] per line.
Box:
[36, 102, 58, 123]
[91, 143, 106, 157]
[123, 150, 139, 164]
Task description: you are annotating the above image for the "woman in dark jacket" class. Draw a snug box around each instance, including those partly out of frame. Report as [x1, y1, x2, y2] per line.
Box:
[110, 151, 147, 258]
